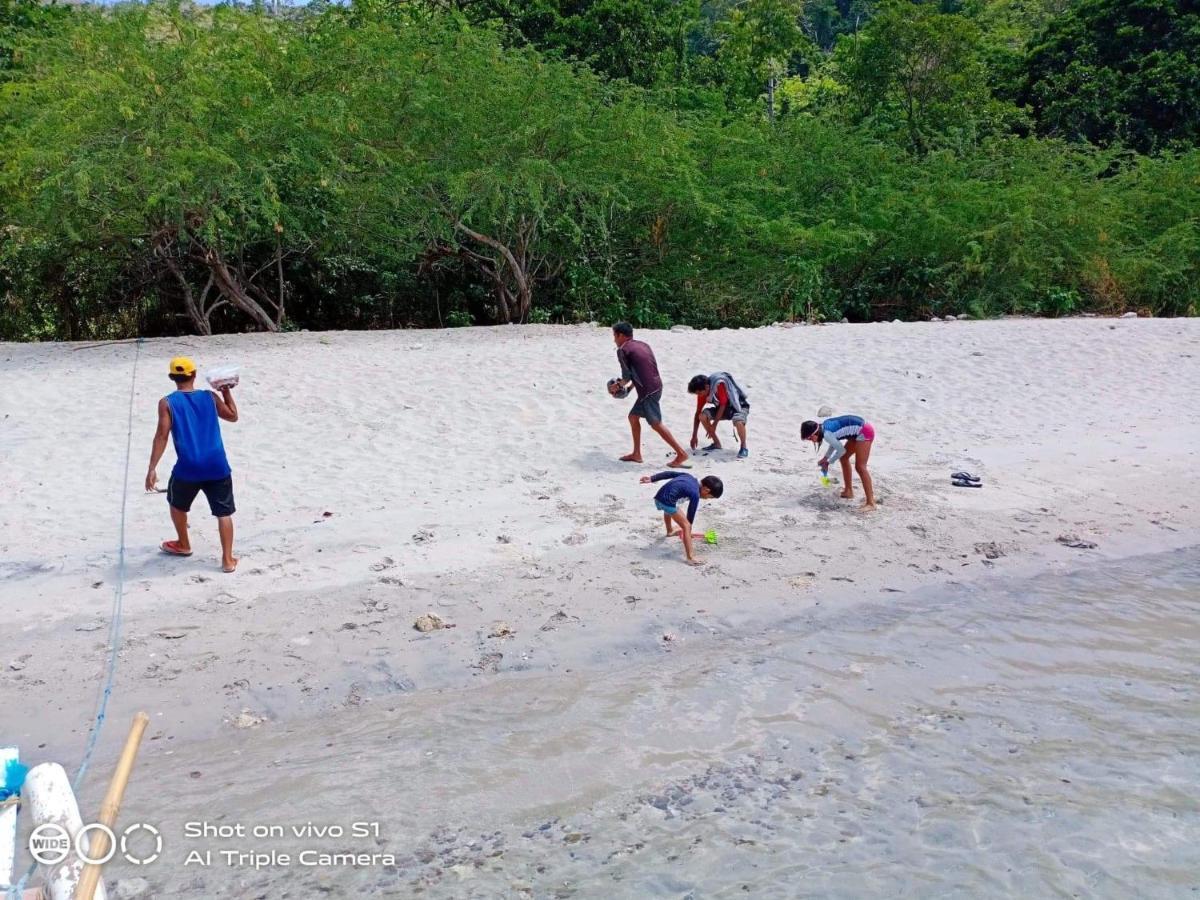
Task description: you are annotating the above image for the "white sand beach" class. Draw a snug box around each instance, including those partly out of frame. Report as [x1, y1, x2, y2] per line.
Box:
[1, 318, 1199, 894]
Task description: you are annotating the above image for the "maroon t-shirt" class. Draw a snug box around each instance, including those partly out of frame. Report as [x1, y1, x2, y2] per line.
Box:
[617, 339, 663, 397]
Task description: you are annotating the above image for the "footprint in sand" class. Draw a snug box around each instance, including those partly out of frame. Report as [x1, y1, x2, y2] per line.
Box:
[472, 653, 503, 674]
[540, 611, 579, 632]
[153, 627, 195, 640]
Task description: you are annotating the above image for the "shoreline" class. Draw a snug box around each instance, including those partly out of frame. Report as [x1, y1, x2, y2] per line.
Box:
[60, 543, 1200, 898]
[6, 514, 1199, 768]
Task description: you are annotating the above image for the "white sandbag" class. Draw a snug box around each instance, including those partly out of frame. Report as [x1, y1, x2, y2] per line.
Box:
[24, 764, 106, 900]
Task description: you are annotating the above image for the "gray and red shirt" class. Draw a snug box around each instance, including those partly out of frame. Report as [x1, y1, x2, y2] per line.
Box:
[617, 339, 663, 398]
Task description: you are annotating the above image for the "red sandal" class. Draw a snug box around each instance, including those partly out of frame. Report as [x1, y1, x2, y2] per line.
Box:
[160, 540, 193, 557]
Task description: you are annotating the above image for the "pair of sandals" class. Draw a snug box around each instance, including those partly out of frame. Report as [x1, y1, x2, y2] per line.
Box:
[162, 540, 237, 573]
[952, 471, 982, 488]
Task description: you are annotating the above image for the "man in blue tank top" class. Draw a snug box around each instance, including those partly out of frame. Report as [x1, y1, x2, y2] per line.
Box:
[145, 356, 240, 572]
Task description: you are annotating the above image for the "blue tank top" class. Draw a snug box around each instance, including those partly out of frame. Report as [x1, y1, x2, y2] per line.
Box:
[167, 391, 231, 482]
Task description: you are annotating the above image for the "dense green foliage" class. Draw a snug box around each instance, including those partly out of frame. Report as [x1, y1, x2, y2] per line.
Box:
[0, 0, 1196, 339]
[1022, 0, 1200, 154]
[452, 0, 699, 87]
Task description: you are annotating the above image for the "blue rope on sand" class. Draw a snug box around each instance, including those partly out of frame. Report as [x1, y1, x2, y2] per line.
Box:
[73, 336, 143, 789]
[5, 338, 142, 899]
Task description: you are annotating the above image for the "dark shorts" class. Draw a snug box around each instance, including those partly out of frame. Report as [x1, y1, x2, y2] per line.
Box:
[629, 390, 663, 425]
[702, 402, 749, 424]
[168, 474, 236, 518]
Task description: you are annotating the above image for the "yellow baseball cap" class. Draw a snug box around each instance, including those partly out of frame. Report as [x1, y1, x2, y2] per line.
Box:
[168, 356, 197, 377]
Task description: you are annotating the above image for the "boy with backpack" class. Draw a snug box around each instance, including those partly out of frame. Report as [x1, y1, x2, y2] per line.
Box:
[688, 372, 750, 458]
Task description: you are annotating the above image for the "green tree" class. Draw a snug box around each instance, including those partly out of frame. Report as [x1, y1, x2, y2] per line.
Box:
[962, 0, 1069, 101]
[1022, 0, 1200, 153]
[452, 0, 700, 87]
[802, 0, 876, 49]
[384, 27, 692, 322]
[1, 5, 376, 333]
[837, 0, 993, 154]
[0, 0, 70, 75]
[716, 0, 810, 121]
[3, 0, 1196, 340]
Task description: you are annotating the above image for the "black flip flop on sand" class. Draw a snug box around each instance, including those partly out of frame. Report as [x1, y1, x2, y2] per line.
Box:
[952, 476, 982, 488]
[952, 471, 982, 483]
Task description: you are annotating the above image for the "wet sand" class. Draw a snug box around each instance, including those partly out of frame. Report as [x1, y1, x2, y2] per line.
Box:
[75, 548, 1200, 897]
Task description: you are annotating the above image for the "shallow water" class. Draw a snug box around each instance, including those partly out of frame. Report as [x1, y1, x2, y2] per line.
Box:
[115, 549, 1199, 898]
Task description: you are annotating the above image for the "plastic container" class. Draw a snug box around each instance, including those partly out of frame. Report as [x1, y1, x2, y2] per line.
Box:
[820, 464, 831, 487]
[204, 364, 240, 389]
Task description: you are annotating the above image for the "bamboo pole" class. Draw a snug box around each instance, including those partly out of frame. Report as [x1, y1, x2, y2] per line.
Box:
[73, 713, 149, 900]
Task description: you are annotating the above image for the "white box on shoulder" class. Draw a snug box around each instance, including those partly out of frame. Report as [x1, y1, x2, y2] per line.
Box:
[204, 364, 241, 389]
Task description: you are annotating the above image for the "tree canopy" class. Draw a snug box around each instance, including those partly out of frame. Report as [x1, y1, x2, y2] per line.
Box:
[0, 0, 1196, 339]
[1022, 0, 1200, 153]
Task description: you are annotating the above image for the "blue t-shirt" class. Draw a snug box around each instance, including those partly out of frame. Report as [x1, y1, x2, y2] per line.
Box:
[651, 471, 701, 524]
[167, 390, 231, 482]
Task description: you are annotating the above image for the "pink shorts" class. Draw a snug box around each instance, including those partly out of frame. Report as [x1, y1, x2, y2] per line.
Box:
[860, 422, 876, 442]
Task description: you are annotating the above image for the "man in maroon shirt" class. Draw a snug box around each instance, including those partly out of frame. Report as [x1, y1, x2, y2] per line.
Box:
[609, 322, 690, 468]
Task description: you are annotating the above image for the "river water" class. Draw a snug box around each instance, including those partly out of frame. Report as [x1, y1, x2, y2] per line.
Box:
[116, 549, 1199, 898]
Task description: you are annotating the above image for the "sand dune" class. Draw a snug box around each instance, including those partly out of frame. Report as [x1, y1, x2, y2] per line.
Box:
[2, 318, 1198, 764]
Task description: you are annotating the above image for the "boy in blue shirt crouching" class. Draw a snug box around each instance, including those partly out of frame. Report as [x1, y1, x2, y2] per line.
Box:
[639, 471, 723, 566]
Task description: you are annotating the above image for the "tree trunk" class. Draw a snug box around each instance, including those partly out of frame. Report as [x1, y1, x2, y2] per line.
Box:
[196, 241, 281, 332]
[274, 246, 286, 327]
[454, 221, 533, 324]
[154, 223, 288, 334]
[158, 244, 212, 335]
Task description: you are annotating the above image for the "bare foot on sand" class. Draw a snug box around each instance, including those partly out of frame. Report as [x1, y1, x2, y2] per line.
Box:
[839, 490, 854, 499]
[667, 455, 691, 468]
[621, 453, 643, 463]
[222, 558, 239, 573]
[858, 502, 877, 513]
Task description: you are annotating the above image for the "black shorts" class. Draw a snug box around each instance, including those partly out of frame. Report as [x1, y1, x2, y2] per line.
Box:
[703, 402, 749, 424]
[629, 390, 663, 424]
[168, 474, 236, 518]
